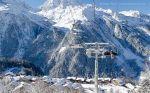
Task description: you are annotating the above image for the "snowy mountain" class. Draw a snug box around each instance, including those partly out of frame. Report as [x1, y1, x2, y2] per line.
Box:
[0, 0, 150, 78]
[40, 0, 150, 78]
[0, 0, 65, 74]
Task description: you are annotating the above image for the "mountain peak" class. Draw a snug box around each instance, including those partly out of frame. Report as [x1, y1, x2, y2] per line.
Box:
[43, 0, 78, 9]
[120, 10, 141, 17]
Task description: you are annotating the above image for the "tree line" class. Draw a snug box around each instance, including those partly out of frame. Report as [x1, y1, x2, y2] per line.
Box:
[0, 57, 44, 76]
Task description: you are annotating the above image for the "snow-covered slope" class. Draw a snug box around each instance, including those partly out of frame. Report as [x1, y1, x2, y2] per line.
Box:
[0, 0, 65, 73]
[40, 3, 88, 28]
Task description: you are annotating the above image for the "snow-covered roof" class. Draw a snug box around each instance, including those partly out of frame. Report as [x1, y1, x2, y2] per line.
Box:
[25, 75, 33, 80]
[72, 83, 83, 89]
[125, 83, 135, 89]
[98, 78, 111, 81]
[67, 77, 76, 80]
[5, 72, 15, 76]
[76, 77, 85, 81]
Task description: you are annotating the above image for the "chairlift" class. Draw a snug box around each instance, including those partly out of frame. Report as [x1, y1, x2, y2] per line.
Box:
[103, 46, 118, 59]
[85, 43, 118, 59]
[86, 49, 118, 59]
[86, 48, 96, 58]
[101, 50, 106, 59]
[86, 48, 101, 58]
[85, 43, 109, 49]
[103, 46, 118, 58]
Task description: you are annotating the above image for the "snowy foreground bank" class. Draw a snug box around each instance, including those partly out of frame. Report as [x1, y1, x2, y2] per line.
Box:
[0, 74, 149, 93]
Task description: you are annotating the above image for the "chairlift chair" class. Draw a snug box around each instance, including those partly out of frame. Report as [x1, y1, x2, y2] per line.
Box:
[103, 46, 118, 59]
[86, 48, 96, 58]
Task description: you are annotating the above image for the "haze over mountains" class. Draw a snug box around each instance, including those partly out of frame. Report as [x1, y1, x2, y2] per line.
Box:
[0, 0, 150, 78]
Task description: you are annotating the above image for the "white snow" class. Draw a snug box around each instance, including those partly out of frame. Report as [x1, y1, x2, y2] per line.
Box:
[42, 76, 52, 83]
[42, 0, 78, 9]
[0, 0, 32, 15]
[63, 82, 73, 88]
[98, 78, 111, 81]
[112, 12, 119, 21]
[13, 82, 24, 91]
[54, 78, 68, 85]
[86, 79, 93, 83]
[138, 26, 150, 36]
[76, 77, 85, 81]
[13, 82, 31, 92]
[72, 83, 83, 89]
[31, 77, 37, 81]
[125, 83, 135, 90]
[0, 1, 149, 93]
[0, 5, 9, 11]
[82, 84, 94, 89]
[13, 76, 21, 81]
[84, 89, 93, 93]
[148, 56, 150, 61]
[120, 10, 140, 17]
[40, 0, 150, 32]
[59, 47, 67, 53]
[67, 77, 76, 80]
[25, 75, 33, 80]
[0, 74, 140, 93]
[82, 84, 131, 93]
[40, 0, 116, 29]
[40, 5, 87, 28]
[0, 0, 48, 59]
[5, 72, 15, 76]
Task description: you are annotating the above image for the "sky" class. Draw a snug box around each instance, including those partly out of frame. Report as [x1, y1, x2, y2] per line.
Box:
[25, 0, 150, 14]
